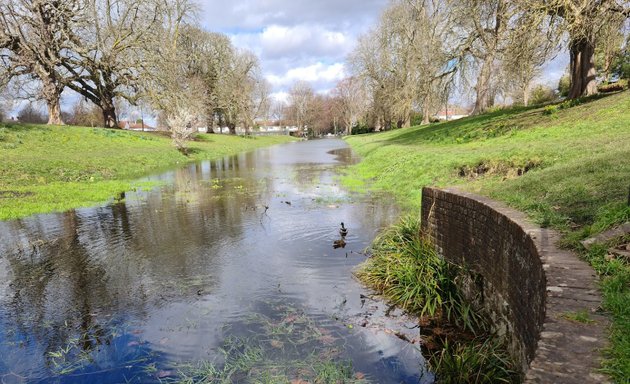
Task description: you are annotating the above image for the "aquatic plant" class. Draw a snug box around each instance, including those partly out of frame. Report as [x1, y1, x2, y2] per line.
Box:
[167, 304, 370, 384]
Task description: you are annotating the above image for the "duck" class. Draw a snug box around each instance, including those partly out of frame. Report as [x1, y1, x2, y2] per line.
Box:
[339, 222, 348, 237]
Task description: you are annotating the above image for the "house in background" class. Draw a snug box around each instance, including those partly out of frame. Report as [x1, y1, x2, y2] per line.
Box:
[118, 120, 156, 131]
[433, 106, 471, 121]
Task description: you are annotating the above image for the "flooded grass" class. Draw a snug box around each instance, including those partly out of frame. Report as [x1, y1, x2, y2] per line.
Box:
[0, 123, 294, 220]
[165, 302, 370, 384]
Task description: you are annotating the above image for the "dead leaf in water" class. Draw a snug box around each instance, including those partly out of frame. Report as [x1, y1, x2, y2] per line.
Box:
[318, 334, 336, 345]
[270, 339, 284, 349]
[157, 370, 172, 378]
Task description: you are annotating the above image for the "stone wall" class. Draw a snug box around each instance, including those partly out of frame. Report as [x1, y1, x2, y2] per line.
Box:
[420, 187, 609, 383]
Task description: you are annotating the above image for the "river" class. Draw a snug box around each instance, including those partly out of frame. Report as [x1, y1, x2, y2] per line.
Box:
[0, 139, 430, 383]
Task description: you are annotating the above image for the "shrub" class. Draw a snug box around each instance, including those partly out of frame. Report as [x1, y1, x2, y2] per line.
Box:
[598, 79, 629, 93]
[529, 84, 557, 105]
[558, 74, 571, 98]
[542, 105, 558, 116]
[351, 123, 374, 135]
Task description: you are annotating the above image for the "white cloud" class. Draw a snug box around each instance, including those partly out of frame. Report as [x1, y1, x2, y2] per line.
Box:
[267, 62, 346, 89]
[198, 1, 387, 96]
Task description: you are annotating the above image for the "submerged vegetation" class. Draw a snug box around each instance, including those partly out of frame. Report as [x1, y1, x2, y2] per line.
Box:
[346, 92, 630, 382]
[165, 302, 369, 384]
[357, 216, 519, 383]
[0, 123, 294, 220]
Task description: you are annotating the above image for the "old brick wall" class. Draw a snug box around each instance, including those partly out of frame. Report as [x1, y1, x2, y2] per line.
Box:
[420, 187, 610, 383]
[421, 187, 547, 368]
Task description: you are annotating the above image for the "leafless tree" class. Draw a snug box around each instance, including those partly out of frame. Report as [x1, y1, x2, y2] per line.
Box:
[351, 0, 459, 127]
[331, 77, 367, 134]
[144, 0, 205, 151]
[0, 0, 83, 125]
[67, 99, 103, 127]
[17, 102, 47, 124]
[502, 13, 560, 105]
[287, 81, 315, 133]
[58, 0, 181, 128]
[521, 0, 630, 99]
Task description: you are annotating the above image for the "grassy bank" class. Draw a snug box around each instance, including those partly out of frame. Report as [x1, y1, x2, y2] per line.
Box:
[0, 124, 294, 220]
[345, 91, 630, 382]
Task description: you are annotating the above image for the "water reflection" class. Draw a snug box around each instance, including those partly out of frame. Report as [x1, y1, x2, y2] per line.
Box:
[0, 139, 428, 383]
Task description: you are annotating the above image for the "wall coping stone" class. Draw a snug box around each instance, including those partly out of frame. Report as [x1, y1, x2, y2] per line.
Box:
[421, 187, 610, 383]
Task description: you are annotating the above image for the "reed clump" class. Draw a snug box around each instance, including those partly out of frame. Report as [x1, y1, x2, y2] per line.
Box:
[357, 215, 520, 383]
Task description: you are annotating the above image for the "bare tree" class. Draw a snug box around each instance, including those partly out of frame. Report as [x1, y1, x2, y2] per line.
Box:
[17, 103, 47, 124]
[58, 0, 180, 128]
[67, 99, 103, 127]
[522, 0, 630, 99]
[451, 0, 519, 114]
[596, 14, 628, 81]
[287, 81, 315, 133]
[0, 0, 83, 125]
[144, 0, 205, 151]
[332, 77, 367, 134]
[502, 13, 560, 106]
[177, 26, 234, 132]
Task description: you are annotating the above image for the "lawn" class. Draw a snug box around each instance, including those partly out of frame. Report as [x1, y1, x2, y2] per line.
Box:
[345, 91, 630, 382]
[0, 124, 294, 220]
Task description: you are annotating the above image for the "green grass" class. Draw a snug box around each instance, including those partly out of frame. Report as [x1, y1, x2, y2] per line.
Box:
[345, 91, 630, 382]
[0, 124, 294, 220]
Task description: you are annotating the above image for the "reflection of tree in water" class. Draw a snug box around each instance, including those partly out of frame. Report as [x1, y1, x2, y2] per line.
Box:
[0, 153, 271, 375]
[5, 210, 113, 366]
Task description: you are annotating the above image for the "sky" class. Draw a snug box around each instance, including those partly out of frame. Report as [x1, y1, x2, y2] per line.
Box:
[197, 0, 389, 102]
[196, 0, 568, 105]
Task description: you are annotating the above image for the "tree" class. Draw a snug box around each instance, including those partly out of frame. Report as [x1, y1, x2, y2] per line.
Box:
[595, 14, 628, 81]
[287, 81, 315, 133]
[451, 0, 519, 114]
[60, 0, 174, 128]
[17, 103, 47, 124]
[224, 51, 266, 134]
[523, 0, 630, 99]
[67, 100, 102, 127]
[144, 0, 204, 151]
[177, 26, 234, 132]
[351, 0, 459, 127]
[0, 0, 83, 125]
[332, 77, 367, 135]
[503, 13, 559, 106]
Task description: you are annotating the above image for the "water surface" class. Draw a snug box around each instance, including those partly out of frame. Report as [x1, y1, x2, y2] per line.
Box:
[0, 139, 429, 383]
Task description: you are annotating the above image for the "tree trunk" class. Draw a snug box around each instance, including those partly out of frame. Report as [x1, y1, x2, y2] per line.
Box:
[101, 99, 120, 128]
[523, 82, 530, 107]
[473, 54, 495, 115]
[41, 79, 64, 125]
[421, 93, 432, 125]
[228, 123, 236, 135]
[46, 97, 64, 125]
[421, 114, 430, 125]
[568, 37, 598, 99]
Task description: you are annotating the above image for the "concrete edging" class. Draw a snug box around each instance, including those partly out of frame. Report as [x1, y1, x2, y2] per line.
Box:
[420, 187, 610, 383]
